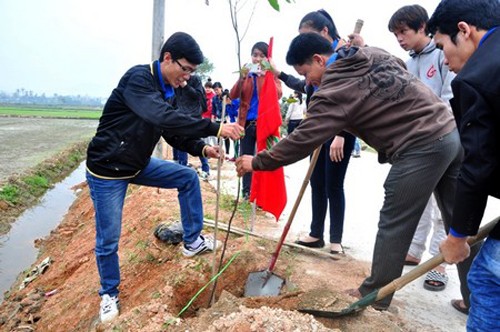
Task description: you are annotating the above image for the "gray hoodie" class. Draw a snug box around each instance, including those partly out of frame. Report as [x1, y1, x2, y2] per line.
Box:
[407, 40, 455, 106]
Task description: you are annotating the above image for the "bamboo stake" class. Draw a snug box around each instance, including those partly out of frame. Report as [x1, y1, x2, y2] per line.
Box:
[210, 95, 228, 305]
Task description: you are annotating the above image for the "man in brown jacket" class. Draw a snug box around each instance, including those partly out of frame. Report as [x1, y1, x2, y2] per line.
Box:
[236, 33, 466, 310]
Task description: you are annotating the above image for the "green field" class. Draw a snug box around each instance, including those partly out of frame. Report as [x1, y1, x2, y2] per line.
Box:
[0, 105, 102, 119]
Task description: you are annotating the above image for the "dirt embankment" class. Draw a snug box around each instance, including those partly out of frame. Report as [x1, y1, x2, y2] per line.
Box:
[0, 141, 88, 235]
[0, 159, 428, 332]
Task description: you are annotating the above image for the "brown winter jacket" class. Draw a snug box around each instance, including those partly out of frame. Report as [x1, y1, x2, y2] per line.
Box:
[229, 72, 282, 127]
[252, 46, 456, 171]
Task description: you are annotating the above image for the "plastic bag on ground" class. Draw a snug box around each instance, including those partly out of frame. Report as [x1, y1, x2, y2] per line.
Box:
[154, 221, 184, 244]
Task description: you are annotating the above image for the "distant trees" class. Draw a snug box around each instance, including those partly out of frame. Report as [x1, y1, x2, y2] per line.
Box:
[1, 55, 217, 107]
[0, 89, 104, 107]
[197, 57, 215, 82]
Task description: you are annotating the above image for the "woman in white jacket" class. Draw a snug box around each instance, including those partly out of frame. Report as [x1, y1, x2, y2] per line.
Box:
[285, 90, 306, 135]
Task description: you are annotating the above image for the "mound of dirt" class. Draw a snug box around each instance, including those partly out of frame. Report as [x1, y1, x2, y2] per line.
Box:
[0, 162, 418, 331]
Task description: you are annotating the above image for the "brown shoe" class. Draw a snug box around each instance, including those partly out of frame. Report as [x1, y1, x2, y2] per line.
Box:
[451, 299, 469, 315]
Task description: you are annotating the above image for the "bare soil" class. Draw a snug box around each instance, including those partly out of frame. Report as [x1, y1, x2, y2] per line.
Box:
[0, 158, 425, 332]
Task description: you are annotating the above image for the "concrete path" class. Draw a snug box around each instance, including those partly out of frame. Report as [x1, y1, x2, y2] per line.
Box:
[216, 149, 499, 331]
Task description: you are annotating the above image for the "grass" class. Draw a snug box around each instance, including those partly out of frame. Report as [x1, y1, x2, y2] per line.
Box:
[127, 251, 140, 264]
[219, 193, 237, 210]
[135, 239, 150, 250]
[0, 105, 102, 119]
[23, 175, 50, 196]
[0, 146, 84, 206]
[0, 140, 89, 234]
[0, 184, 19, 204]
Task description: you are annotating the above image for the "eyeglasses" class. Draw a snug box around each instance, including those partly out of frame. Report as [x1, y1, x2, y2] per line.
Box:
[174, 59, 195, 74]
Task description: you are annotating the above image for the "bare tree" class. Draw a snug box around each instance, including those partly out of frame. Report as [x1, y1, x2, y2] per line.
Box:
[228, 0, 258, 75]
[207, 0, 292, 11]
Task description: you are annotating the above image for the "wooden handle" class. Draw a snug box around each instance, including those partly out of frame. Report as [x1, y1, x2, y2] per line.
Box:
[353, 19, 364, 34]
[377, 216, 499, 300]
[268, 147, 321, 272]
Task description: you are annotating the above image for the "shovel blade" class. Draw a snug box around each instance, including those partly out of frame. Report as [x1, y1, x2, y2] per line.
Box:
[244, 270, 285, 297]
[298, 306, 362, 318]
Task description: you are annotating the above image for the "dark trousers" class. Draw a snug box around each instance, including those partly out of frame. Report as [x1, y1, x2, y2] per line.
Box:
[240, 122, 256, 196]
[233, 140, 240, 158]
[287, 119, 302, 135]
[224, 138, 230, 155]
[309, 134, 355, 243]
[359, 129, 477, 308]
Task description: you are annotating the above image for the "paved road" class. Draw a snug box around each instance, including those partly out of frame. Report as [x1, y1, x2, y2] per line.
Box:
[279, 151, 499, 332]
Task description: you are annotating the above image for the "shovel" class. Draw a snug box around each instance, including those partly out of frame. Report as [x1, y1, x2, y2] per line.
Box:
[299, 216, 499, 318]
[244, 148, 322, 297]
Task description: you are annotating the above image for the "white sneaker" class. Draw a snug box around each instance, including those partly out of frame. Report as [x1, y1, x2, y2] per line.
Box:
[100, 294, 120, 323]
[198, 171, 209, 181]
[182, 235, 215, 257]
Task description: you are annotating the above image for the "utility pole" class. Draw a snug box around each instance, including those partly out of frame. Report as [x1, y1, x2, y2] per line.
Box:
[152, 0, 165, 61]
[152, 0, 166, 159]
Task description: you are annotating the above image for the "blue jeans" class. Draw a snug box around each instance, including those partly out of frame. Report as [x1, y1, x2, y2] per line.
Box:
[86, 157, 204, 297]
[199, 157, 210, 173]
[467, 238, 500, 332]
[353, 137, 361, 154]
[309, 134, 355, 243]
[173, 149, 188, 166]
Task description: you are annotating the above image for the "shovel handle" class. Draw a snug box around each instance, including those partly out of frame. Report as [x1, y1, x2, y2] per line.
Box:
[268, 147, 322, 272]
[377, 216, 499, 301]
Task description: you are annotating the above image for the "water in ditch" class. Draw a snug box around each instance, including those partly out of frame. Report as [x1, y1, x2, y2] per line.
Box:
[0, 162, 87, 296]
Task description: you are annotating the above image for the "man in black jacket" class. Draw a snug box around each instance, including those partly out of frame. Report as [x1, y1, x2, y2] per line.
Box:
[428, 0, 500, 330]
[86, 32, 243, 323]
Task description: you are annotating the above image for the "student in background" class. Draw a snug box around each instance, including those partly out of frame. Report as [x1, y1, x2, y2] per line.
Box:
[230, 41, 282, 200]
[226, 95, 240, 161]
[203, 79, 217, 146]
[173, 75, 211, 181]
[351, 137, 361, 158]
[212, 82, 231, 157]
[270, 10, 355, 255]
[285, 90, 305, 135]
[388, 4, 456, 295]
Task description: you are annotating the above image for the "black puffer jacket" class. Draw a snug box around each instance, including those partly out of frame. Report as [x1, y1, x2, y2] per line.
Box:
[86, 60, 219, 178]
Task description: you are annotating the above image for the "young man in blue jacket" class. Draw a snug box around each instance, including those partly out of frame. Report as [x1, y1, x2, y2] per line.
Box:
[428, 0, 500, 330]
[86, 32, 243, 323]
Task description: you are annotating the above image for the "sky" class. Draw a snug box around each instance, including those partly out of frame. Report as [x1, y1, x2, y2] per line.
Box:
[0, 0, 442, 99]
